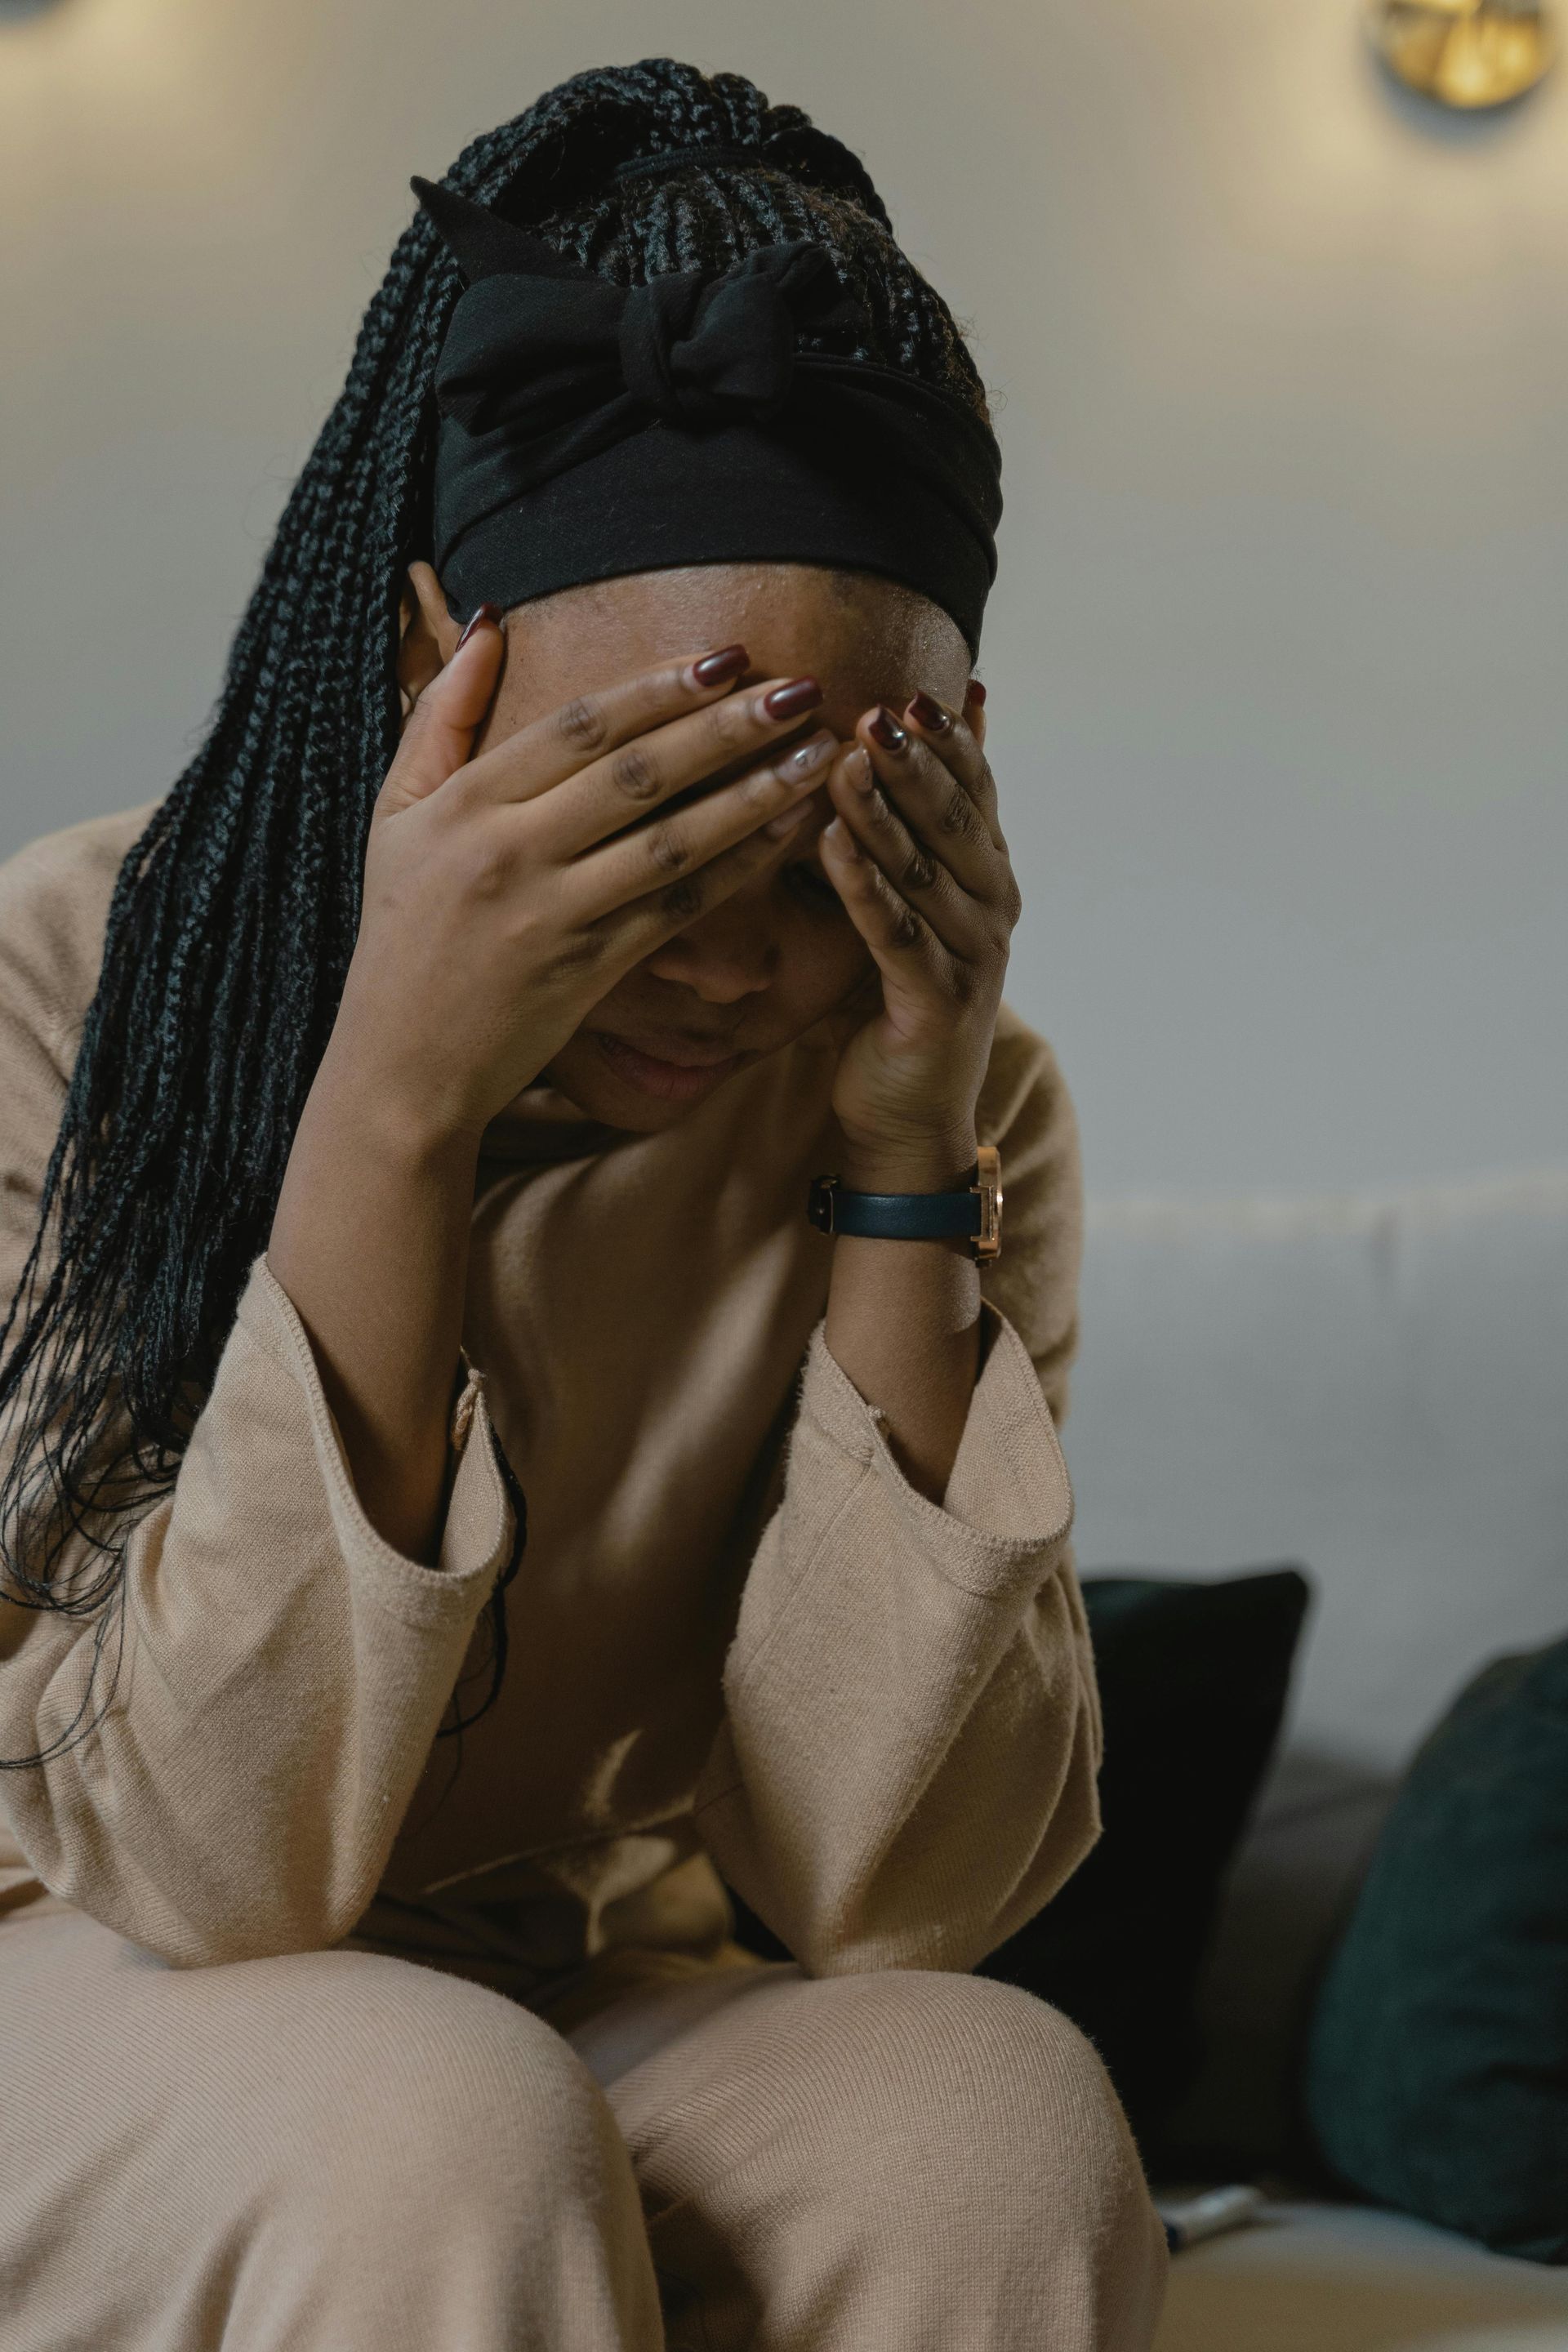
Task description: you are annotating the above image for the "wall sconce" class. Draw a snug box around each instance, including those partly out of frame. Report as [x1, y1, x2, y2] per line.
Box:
[1368, 0, 1555, 106]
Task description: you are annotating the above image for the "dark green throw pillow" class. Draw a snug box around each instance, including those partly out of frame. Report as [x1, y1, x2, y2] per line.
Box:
[727, 1566, 1310, 2164]
[1305, 1632, 1568, 2265]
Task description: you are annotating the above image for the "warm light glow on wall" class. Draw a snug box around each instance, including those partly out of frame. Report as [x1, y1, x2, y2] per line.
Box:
[1368, 0, 1555, 106]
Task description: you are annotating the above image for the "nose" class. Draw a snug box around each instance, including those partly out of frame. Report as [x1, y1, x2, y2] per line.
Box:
[642, 890, 777, 1004]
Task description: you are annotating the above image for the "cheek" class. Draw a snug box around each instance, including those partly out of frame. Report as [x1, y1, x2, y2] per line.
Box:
[771, 911, 875, 1027]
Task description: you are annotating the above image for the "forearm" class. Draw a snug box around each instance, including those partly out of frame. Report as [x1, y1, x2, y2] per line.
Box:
[823, 1134, 982, 1503]
[697, 1293, 1093, 1977]
[267, 1027, 479, 1561]
[1, 1257, 514, 1964]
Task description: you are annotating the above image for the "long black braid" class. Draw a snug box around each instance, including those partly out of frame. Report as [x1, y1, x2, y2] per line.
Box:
[0, 58, 991, 1762]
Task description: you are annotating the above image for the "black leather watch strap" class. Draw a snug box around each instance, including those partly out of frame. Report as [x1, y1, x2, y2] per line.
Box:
[807, 1149, 1003, 1261]
[808, 1178, 980, 1241]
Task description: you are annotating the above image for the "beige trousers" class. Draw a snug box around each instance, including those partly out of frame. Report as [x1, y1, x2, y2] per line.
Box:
[0, 1903, 1168, 2351]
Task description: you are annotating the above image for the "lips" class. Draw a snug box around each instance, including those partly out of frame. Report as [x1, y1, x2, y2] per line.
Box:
[591, 1030, 746, 1104]
[604, 1031, 741, 1071]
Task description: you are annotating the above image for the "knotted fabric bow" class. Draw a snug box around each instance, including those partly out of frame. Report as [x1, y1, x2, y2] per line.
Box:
[412, 175, 1003, 657]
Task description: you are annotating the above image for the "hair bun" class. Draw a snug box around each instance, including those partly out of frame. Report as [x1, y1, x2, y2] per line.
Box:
[754, 120, 892, 232]
[611, 142, 763, 185]
[481, 64, 894, 238]
[604, 120, 892, 235]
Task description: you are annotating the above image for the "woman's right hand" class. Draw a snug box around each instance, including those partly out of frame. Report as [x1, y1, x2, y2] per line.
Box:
[334, 617, 834, 1143]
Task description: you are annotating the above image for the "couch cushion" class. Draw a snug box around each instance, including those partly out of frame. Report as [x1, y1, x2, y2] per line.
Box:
[1154, 2199, 1568, 2352]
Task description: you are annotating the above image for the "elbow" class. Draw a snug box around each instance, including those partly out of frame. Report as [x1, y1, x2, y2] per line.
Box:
[1011, 1720, 1104, 1931]
[972, 1739, 1105, 1970]
[1062, 1763, 1103, 1882]
[68, 1868, 372, 1973]
[165, 1869, 377, 1969]
[155, 1911, 345, 1971]
[788, 1891, 1023, 1982]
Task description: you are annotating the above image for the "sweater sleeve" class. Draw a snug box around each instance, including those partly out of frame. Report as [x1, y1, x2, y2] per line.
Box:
[0, 819, 516, 1966]
[693, 1014, 1101, 1976]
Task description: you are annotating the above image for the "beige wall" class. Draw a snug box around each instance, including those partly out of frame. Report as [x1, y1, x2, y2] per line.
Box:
[2, 0, 1564, 1196]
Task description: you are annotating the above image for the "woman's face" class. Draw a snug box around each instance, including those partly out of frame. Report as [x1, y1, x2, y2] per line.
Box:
[399, 560, 973, 1131]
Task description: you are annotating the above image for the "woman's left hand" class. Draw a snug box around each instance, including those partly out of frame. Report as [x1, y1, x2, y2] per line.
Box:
[820, 685, 1020, 1185]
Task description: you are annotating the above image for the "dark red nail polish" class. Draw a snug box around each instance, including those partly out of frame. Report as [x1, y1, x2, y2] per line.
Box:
[906, 691, 952, 735]
[867, 705, 908, 752]
[966, 677, 987, 708]
[762, 675, 824, 722]
[692, 642, 749, 687]
[457, 602, 501, 651]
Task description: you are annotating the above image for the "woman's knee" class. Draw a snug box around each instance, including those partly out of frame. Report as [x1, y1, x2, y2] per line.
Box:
[805, 1973, 1165, 2281]
[616, 1965, 1167, 2345]
[907, 1973, 1130, 2154]
[3, 1915, 657, 2350]
[715, 1968, 1157, 2238]
[815, 1972, 1167, 2299]
[801, 1971, 1129, 2155]
[145, 1944, 618, 2224]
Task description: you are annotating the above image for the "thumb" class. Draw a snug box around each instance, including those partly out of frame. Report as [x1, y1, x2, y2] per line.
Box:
[382, 605, 505, 809]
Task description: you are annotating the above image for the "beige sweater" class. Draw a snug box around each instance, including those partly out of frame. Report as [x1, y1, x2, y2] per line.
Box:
[0, 805, 1098, 2002]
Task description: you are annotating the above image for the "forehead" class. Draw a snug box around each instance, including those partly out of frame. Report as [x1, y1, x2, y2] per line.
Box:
[488, 562, 971, 740]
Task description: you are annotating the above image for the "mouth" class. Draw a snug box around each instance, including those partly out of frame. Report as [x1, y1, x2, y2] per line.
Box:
[590, 1030, 747, 1104]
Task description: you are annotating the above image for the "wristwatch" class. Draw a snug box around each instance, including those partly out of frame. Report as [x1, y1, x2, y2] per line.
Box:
[807, 1145, 1003, 1264]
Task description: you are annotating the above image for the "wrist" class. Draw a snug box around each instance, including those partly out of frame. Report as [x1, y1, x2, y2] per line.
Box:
[306, 1025, 488, 1173]
[836, 1128, 980, 1197]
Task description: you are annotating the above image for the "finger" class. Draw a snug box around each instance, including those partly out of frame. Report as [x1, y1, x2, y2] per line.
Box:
[891, 691, 1005, 853]
[826, 747, 987, 957]
[857, 702, 1007, 889]
[575, 727, 839, 919]
[454, 642, 777, 808]
[964, 677, 988, 753]
[592, 777, 836, 964]
[380, 606, 506, 812]
[817, 810, 958, 995]
[533, 674, 829, 853]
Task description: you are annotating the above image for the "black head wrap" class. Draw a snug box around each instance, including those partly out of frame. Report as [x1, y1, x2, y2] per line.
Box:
[412, 166, 1003, 657]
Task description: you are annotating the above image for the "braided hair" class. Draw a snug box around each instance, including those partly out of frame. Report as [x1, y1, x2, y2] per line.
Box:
[0, 58, 991, 1758]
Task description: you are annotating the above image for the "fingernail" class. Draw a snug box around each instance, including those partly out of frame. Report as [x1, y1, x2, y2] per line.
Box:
[786, 728, 835, 776]
[691, 642, 749, 688]
[457, 602, 501, 652]
[823, 815, 861, 860]
[761, 675, 823, 722]
[847, 746, 875, 792]
[906, 691, 953, 735]
[867, 705, 908, 752]
[765, 796, 817, 838]
[965, 677, 987, 708]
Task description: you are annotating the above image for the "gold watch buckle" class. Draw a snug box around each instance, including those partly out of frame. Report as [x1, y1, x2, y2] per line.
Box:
[972, 1144, 1003, 1263]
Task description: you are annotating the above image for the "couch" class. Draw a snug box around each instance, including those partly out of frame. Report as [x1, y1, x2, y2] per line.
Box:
[1063, 1168, 1568, 2350]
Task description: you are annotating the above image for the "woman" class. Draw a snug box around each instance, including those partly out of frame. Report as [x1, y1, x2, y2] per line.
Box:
[0, 56, 1167, 2352]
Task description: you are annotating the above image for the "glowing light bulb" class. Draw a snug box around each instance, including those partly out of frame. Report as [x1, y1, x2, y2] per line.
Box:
[1367, 0, 1555, 107]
